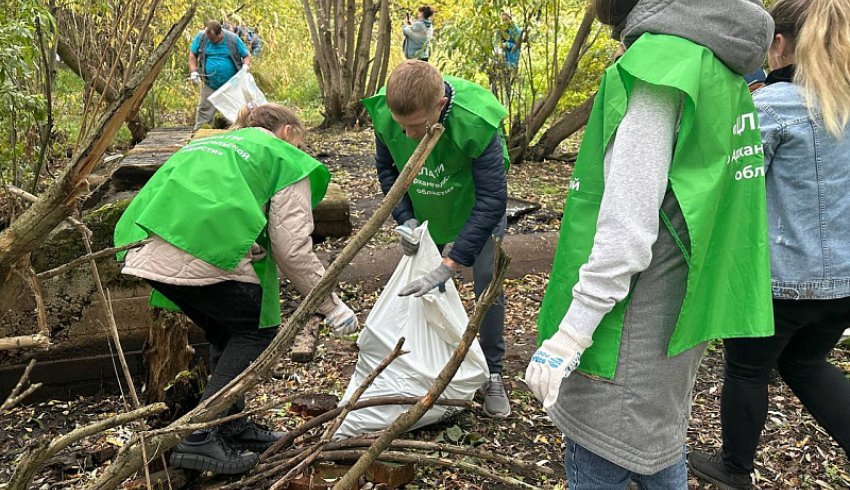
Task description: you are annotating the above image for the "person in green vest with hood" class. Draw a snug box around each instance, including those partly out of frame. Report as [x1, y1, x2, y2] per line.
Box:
[113, 103, 358, 475]
[524, 0, 775, 486]
[362, 60, 512, 418]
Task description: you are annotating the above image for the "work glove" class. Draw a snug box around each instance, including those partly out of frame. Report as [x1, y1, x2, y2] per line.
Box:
[189, 71, 200, 84]
[324, 302, 359, 335]
[525, 325, 593, 409]
[399, 263, 453, 297]
[396, 218, 421, 256]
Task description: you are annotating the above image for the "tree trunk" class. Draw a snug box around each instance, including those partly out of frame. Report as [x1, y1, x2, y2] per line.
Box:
[527, 93, 595, 161]
[143, 310, 195, 403]
[507, 7, 596, 165]
[305, 0, 387, 127]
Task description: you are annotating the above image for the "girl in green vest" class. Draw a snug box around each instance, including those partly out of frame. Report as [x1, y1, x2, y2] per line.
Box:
[689, 0, 850, 487]
[114, 104, 358, 474]
[524, 0, 774, 486]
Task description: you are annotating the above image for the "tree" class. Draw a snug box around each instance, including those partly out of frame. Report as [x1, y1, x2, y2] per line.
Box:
[439, 1, 609, 164]
[302, 0, 392, 127]
[506, 5, 597, 164]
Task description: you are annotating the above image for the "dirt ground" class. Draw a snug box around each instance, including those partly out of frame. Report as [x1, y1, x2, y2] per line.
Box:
[1, 128, 848, 489]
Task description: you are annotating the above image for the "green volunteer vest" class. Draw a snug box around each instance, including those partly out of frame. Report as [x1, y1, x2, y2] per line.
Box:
[114, 127, 330, 328]
[538, 33, 774, 379]
[362, 76, 509, 244]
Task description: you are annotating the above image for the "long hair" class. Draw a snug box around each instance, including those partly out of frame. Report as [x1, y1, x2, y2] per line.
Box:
[773, 0, 850, 136]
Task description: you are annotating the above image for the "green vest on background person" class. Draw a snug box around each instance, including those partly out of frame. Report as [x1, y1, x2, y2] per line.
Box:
[113, 127, 330, 328]
[361, 76, 509, 245]
[538, 33, 774, 379]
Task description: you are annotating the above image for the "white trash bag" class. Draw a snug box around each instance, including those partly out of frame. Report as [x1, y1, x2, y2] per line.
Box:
[208, 66, 268, 123]
[334, 222, 490, 440]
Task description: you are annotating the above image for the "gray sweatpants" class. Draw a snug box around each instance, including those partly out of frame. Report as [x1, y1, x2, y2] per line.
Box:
[193, 84, 217, 131]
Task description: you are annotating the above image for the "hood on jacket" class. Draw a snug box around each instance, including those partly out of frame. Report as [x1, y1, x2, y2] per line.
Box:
[620, 0, 773, 75]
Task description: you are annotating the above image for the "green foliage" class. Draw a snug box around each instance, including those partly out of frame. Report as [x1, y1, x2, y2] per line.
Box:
[0, 1, 55, 186]
[436, 0, 616, 131]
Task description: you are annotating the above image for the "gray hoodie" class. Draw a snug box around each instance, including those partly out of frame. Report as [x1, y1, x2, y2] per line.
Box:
[620, 0, 773, 75]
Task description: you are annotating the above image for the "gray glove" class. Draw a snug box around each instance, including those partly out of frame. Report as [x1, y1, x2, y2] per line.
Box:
[399, 263, 454, 297]
[399, 218, 420, 256]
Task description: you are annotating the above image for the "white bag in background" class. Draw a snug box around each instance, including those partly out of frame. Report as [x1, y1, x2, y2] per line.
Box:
[208, 66, 268, 123]
[334, 222, 490, 440]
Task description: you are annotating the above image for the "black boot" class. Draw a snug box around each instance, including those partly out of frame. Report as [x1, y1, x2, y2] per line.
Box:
[169, 429, 259, 474]
[221, 419, 285, 452]
[688, 451, 752, 490]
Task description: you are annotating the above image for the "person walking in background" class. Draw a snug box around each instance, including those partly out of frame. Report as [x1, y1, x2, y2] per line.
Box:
[402, 5, 434, 62]
[689, 0, 850, 487]
[114, 104, 358, 474]
[524, 0, 775, 486]
[188, 20, 251, 130]
[500, 12, 522, 69]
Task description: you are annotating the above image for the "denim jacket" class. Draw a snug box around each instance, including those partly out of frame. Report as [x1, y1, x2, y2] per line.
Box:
[755, 66, 850, 300]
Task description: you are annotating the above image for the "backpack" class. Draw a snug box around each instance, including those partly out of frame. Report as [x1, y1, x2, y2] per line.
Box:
[196, 30, 244, 77]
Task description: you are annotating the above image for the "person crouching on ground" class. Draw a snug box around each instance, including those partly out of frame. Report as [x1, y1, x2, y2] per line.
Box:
[525, 0, 775, 486]
[362, 60, 512, 418]
[113, 103, 358, 474]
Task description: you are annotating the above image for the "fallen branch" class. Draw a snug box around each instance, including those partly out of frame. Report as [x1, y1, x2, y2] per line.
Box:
[0, 359, 42, 412]
[333, 243, 511, 489]
[138, 392, 316, 440]
[227, 396, 473, 490]
[88, 123, 445, 490]
[273, 436, 555, 479]
[0, 334, 50, 352]
[269, 338, 408, 489]
[7, 402, 167, 490]
[321, 449, 540, 489]
[37, 239, 150, 280]
[260, 395, 473, 463]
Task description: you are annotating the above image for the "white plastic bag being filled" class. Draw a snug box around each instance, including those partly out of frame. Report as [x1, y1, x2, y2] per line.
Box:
[334, 222, 490, 440]
[208, 66, 268, 123]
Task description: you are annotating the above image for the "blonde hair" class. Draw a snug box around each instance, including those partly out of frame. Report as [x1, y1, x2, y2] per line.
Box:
[772, 0, 850, 136]
[232, 103, 306, 140]
[386, 60, 443, 116]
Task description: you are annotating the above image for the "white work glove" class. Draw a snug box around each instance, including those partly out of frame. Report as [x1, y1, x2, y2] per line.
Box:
[396, 218, 420, 256]
[525, 325, 593, 409]
[324, 302, 359, 335]
[241, 64, 250, 72]
[399, 263, 453, 297]
[189, 71, 200, 84]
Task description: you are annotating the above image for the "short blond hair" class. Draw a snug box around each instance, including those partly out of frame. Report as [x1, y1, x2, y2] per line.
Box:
[386, 60, 443, 116]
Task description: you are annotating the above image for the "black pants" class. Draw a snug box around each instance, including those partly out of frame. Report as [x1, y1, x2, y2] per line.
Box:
[147, 280, 277, 415]
[721, 297, 850, 473]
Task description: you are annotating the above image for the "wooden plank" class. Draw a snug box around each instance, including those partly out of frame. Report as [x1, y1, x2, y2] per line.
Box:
[290, 315, 323, 363]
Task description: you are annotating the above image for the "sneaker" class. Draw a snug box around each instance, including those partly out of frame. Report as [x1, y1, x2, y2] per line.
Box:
[688, 451, 752, 490]
[482, 373, 511, 418]
[169, 429, 259, 474]
[221, 419, 286, 452]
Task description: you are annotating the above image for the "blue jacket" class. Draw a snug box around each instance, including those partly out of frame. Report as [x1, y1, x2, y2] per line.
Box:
[755, 65, 850, 299]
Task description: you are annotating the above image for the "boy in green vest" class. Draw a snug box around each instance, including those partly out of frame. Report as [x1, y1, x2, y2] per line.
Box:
[524, 0, 774, 485]
[362, 60, 512, 418]
[114, 104, 358, 474]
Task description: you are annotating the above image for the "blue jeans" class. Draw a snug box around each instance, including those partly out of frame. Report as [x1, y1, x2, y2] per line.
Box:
[566, 439, 687, 489]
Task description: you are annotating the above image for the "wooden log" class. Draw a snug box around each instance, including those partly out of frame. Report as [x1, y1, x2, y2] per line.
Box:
[290, 315, 323, 363]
